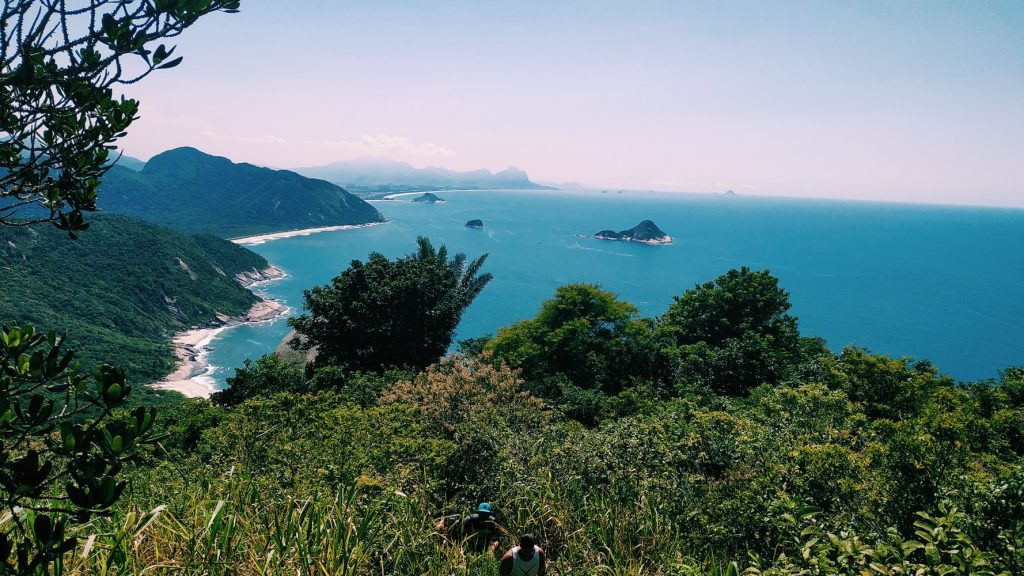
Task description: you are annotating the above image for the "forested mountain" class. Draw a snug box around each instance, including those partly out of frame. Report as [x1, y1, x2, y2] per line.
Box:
[0, 215, 269, 381]
[295, 157, 555, 194]
[98, 147, 385, 237]
[113, 154, 146, 171]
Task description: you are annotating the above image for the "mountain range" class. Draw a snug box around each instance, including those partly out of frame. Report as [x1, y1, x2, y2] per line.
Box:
[99, 147, 385, 237]
[293, 158, 554, 195]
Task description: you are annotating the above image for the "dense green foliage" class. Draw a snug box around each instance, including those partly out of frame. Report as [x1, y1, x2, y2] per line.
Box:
[290, 237, 492, 372]
[98, 147, 385, 237]
[659, 266, 804, 396]
[5, 250, 1022, 573]
[0, 324, 163, 573]
[57, 352, 1023, 575]
[486, 284, 661, 421]
[0, 0, 239, 231]
[209, 354, 309, 407]
[3, 5, 244, 574]
[0, 215, 267, 382]
[484, 268, 820, 421]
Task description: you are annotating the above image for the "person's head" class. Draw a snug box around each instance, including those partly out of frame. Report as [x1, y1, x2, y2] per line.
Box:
[518, 533, 536, 558]
[477, 502, 493, 515]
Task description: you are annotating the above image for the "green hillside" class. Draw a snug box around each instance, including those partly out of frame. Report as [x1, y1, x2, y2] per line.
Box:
[0, 215, 269, 382]
[3, 234, 1022, 574]
[98, 147, 385, 237]
[58, 264, 1024, 575]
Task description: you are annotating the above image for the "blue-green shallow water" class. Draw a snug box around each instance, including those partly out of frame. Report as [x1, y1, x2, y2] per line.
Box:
[204, 189, 1024, 388]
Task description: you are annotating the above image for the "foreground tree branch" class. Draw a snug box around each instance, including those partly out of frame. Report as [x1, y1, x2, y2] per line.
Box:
[0, 0, 240, 234]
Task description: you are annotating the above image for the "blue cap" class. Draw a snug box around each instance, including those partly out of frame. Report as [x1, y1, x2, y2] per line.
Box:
[477, 502, 493, 513]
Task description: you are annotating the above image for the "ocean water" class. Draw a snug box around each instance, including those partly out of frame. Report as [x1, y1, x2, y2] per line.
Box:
[204, 189, 1024, 388]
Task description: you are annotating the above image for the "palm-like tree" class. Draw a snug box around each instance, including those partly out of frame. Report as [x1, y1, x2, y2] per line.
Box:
[292, 237, 492, 371]
[413, 236, 492, 321]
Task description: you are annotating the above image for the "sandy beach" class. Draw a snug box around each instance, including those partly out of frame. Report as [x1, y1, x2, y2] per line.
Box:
[149, 292, 290, 398]
[231, 221, 386, 245]
[155, 222, 383, 397]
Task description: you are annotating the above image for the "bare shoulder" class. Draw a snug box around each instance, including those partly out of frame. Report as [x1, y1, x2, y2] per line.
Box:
[536, 546, 545, 554]
[500, 549, 514, 561]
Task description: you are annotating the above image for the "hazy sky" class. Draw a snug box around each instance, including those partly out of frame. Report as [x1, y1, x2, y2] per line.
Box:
[117, 1, 1024, 207]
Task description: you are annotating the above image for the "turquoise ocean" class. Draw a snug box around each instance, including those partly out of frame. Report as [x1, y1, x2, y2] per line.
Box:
[205, 189, 1024, 389]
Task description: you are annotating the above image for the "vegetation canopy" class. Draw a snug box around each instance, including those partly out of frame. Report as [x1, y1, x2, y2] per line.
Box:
[659, 266, 804, 396]
[290, 236, 492, 372]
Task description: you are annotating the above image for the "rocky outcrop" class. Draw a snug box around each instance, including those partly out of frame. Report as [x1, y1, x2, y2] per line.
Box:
[274, 329, 319, 366]
[234, 265, 286, 287]
[465, 219, 484, 229]
[594, 220, 672, 245]
[412, 192, 446, 204]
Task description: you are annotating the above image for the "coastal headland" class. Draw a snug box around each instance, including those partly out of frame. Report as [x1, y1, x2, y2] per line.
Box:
[150, 265, 289, 397]
[154, 220, 394, 397]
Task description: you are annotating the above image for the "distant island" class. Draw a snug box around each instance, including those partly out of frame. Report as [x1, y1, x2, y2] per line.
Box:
[465, 219, 484, 229]
[593, 220, 672, 245]
[412, 192, 446, 204]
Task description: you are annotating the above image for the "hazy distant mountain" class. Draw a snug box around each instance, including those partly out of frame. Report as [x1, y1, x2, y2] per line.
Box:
[294, 158, 555, 194]
[541, 181, 585, 190]
[113, 154, 146, 171]
[99, 147, 384, 237]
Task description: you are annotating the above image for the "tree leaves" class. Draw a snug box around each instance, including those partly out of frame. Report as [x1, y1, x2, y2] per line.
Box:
[0, 1, 241, 231]
[290, 237, 492, 372]
[1, 323, 157, 573]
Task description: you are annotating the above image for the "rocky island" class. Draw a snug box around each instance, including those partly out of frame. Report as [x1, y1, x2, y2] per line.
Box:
[465, 219, 484, 229]
[594, 220, 672, 245]
[411, 192, 446, 204]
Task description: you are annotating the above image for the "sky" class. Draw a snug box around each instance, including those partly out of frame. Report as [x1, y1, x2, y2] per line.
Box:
[116, 1, 1024, 207]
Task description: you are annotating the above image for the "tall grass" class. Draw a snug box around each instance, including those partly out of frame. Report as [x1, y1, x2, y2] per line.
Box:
[61, 470, 736, 575]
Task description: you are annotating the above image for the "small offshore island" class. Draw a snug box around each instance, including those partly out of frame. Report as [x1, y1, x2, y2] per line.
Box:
[593, 219, 672, 245]
[465, 219, 484, 229]
[411, 192, 446, 204]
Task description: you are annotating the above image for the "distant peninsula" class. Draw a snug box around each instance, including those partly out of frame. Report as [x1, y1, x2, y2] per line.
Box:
[98, 147, 384, 237]
[293, 157, 556, 197]
[465, 219, 484, 229]
[412, 192, 446, 204]
[593, 220, 672, 245]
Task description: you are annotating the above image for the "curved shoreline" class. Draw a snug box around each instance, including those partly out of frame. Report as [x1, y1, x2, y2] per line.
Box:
[155, 222, 388, 397]
[231, 221, 387, 245]
[149, 266, 290, 398]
